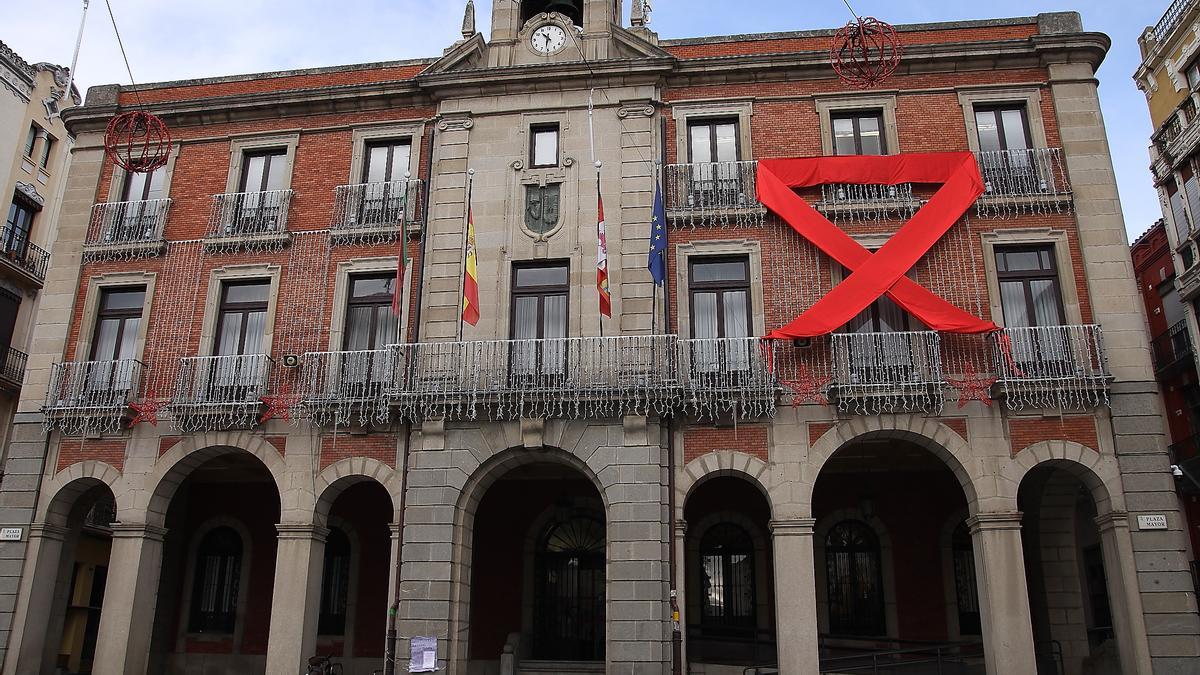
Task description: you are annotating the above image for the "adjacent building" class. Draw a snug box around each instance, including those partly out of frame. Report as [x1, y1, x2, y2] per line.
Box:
[0, 3, 1196, 674]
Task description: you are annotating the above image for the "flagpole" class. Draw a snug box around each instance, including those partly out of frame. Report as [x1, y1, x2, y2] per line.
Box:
[652, 162, 659, 337]
[63, 0, 90, 110]
[458, 169, 474, 343]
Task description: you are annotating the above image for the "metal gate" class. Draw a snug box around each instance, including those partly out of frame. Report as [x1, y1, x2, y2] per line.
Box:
[532, 516, 605, 661]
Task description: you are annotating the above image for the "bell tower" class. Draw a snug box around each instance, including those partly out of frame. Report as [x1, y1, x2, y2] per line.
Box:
[489, 0, 622, 65]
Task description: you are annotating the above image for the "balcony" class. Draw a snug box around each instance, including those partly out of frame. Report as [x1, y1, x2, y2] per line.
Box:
[0, 347, 28, 393]
[815, 183, 919, 223]
[830, 331, 944, 414]
[663, 161, 765, 227]
[974, 148, 1073, 218]
[297, 348, 400, 426]
[678, 337, 778, 419]
[1152, 320, 1193, 376]
[205, 190, 293, 251]
[330, 179, 423, 244]
[1154, 0, 1196, 43]
[85, 198, 171, 261]
[991, 325, 1109, 410]
[402, 335, 678, 421]
[43, 359, 144, 433]
[0, 227, 49, 287]
[172, 354, 273, 431]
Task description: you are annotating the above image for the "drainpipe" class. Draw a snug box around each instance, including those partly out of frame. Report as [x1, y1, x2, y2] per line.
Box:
[384, 119, 437, 675]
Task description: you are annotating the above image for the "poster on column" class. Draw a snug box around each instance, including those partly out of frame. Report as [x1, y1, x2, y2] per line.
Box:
[409, 636, 438, 673]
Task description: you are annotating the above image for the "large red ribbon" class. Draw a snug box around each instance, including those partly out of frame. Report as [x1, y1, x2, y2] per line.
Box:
[757, 153, 999, 338]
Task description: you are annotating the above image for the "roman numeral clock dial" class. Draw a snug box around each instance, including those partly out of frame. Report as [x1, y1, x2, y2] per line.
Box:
[531, 24, 567, 55]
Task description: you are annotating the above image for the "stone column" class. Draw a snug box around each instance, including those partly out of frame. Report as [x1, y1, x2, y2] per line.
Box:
[264, 523, 329, 675]
[91, 523, 167, 675]
[967, 512, 1037, 675]
[1095, 512, 1153, 675]
[770, 518, 819, 675]
[3, 523, 68, 675]
[673, 521, 687, 670]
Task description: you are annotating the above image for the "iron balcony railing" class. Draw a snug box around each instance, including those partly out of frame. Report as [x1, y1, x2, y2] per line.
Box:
[0, 226, 49, 283]
[830, 331, 944, 414]
[330, 179, 423, 233]
[991, 325, 1109, 409]
[87, 198, 171, 248]
[173, 354, 273, 406]
[1152, 319, 1193, 375]
[44, 359, 143, 412]
[1155, 0, 1195, 43]
[663, 161, 763, 226]
[297, 348, 399, 425]
[678, 337, 778, 417]
[0, 347, 27, 387]
[974, 148, 1071, 199]
[400, 335, 678, 419]
[207, 189, 293, 238]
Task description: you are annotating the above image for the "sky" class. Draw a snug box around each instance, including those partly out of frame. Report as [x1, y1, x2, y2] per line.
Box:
[0, 0, 1172, 240]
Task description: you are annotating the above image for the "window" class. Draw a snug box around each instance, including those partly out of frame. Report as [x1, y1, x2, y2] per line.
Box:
[189, 527, 242, 634]
[1169, 179, 1193, 243]
[216, 281, 269, 356]
[3, 199, 34, 257]
[1161, 282, 1186, 329]
[687, 119, 742, 208]
[360, 140, 412, 224]
[831, 110, 885, 156]
[974, 105, 1031, 153]
[825, 520, 885, 636]
[90, 287, 146, 362]
[23, 125, 37, 158]
[530, 124, 559, 168]
[699, 523, 756, 631]
[533, 515, 605, 660]
[121, 167, 166, 202]
[688, 118, 739, 164]
[239, 149, 288, 193]
[689, 257, 752, 372]
[39, 135, 54, 170]
[1187, 59, 1200, 91]
[318, 527, 351, 636]
[364, 139, 412, 183]
[0, 288, 18, 355]
[995, 246, 1065, 329]
[951, 522, 981, 636]
[342, 273, 399, 385]
[511, 262, 569, 377]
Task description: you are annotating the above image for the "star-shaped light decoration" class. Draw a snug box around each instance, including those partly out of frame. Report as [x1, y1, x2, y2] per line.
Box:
[781, 366, 831, 406]
[259, 384, 301, 424]
[947, 362, 997, 409]
[127, 393, 171, 428]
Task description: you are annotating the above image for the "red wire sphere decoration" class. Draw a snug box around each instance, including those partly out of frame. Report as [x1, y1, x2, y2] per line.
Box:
[830, 17, 903, 88]
[104, 110, 172, 173]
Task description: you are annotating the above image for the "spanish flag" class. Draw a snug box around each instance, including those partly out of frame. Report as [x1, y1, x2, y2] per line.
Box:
[462, 206, 480, 326]
[596, 183, 611, 318]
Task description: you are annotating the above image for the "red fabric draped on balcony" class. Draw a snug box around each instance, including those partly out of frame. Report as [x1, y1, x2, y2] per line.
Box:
[756, 152, 999, 338]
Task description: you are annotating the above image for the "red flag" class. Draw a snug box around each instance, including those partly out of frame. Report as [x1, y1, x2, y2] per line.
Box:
[596, 188, 611, 318]
[462, 207, 480, 326]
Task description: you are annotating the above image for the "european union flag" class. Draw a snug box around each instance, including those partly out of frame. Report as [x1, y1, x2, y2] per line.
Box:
[648, 182, 667, 286]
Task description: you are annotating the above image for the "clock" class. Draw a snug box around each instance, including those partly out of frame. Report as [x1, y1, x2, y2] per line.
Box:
[530, 24, 567, 55]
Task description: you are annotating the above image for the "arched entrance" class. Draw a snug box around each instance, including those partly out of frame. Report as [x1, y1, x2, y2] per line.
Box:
[812, 437, 983, 671]
[466, 460, 606, 671]
[145, 451, 282, 674]
[683, 475, 775, 670]
[1019, 462, 1118, 675]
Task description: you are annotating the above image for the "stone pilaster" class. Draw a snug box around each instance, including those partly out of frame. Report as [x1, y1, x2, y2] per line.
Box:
[91, 523, 167, 675]
[967, 512, 1037, 675]
[2, 523, 68, 675]
[769, 518, 819, 675]
[1094, 512, 1153, 675]
[264, 524, 329, 674]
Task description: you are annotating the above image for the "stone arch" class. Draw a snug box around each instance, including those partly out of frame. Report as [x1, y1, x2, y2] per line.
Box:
[677, 450, 773, 520]
[804, 416, 985, 515]
[1006, 440, 1124, 514]
[142, 433, 288, 527]
[313, 457, 403, 527]
[40, 460, 122, 527]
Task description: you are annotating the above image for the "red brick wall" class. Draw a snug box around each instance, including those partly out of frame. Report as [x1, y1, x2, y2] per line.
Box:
[57, 439, 126, 473]
[319, 434, 397, 471]
[940, 418, 968, 441]
[683, 425, 768, 463]
[1008, 416, 1099, 457]
[118, 63, 429, 105]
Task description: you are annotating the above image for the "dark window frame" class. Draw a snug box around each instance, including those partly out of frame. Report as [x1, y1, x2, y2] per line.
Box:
[994, 244, 1067, 327]
[686, 117, 742, 164]
[830, 109, 886, 156]
[688, 256, 752, 339]
[509, 260, 571, 341]
[318, 526, 352, 636]
[89, 287, 146, 362]
[121, 166, 164, 202]
[825, 519, 886, 637]
[237, 148, 288, 193]
[343, 272, 398, 352]
[529, 123, 561, 169]
[23, 125, 37, 159]
[39, 135, 53, 170]
[3, 199, 34, 256]
[362, 138, 413, 183]
[973, 104, 1033, 152]
[188, 526, 243, 635]
[214, 280, 270, 357]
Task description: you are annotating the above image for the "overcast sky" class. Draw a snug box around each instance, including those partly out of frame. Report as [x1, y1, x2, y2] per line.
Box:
[0, 1, 1171, 239]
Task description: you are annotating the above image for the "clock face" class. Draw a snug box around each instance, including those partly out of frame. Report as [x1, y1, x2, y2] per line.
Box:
[531, 24, 567, 55]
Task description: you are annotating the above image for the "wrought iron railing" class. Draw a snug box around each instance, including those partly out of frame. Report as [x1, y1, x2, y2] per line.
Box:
[830, 331, 944, 414]
[974, 148, 1072, 217]
[815, 183, 919, 222]
[400, 335, 678, 420]
[0, 226, 49, 283]
[1154, 0, 1195, 43]
[330, 179, 423, 234]
[298, 348, 399, 426]
[663, 161, 765, 226]
[173, 354, 273, 431]
[207, 189, 293, 238]
[0, 347, 27, 386]
[1152, 319, 1193, 374]
[44, 359, 143, 433]
[991, 325, 1108, 410]
[678, 337, 778, 418]
[87, 198, 171, 248]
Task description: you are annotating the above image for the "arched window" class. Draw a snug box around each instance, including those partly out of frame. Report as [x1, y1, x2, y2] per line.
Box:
[189, 527, 242, 634]
[521, 0, 583, 27]
[319, 526, 351, 636]
[533, 515, 605, 661]
[825, 520, 885, 636]
[699, 523, 756, 632]
[952, 521, 981, 635]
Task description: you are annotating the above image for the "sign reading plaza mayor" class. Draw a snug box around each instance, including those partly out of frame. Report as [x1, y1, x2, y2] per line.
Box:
[1137, 514, 1168, 530]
